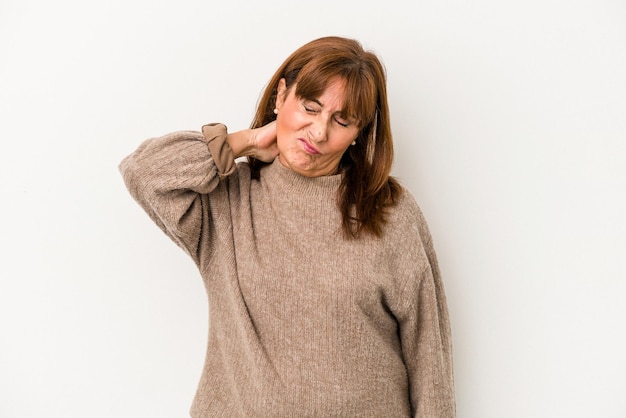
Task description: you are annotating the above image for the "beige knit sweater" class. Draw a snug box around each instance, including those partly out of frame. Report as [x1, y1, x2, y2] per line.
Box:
[119, 123, 455, 417]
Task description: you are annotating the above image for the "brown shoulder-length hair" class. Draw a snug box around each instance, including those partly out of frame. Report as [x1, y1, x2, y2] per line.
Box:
[249, 36, 401, 239]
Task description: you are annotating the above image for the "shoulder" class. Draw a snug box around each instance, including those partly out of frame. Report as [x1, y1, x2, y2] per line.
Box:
[148, 130, 206, 146]
[388, 182, 429, 229]
[383, 181, 435, 249]
[220, 159, 256, 199]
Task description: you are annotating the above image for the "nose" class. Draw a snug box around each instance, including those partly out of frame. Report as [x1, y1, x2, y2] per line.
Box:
[309, 116, 329, 143]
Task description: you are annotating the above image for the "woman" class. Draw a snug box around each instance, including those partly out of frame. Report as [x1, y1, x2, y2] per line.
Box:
[120, 36, 455, 417]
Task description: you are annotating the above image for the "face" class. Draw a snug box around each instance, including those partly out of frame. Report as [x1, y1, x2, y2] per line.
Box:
[274, 77, 360, 177]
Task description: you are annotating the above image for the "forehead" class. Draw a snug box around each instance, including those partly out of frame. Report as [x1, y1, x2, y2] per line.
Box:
[300, 78, 347, 108]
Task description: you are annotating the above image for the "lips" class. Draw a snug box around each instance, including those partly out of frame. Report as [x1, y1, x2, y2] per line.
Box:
[299, 138, 320, 155]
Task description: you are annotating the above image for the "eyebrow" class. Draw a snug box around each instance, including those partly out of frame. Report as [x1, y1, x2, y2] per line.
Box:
[305, 98, 323, 106]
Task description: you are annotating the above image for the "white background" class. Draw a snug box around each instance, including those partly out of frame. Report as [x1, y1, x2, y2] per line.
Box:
[1, 0, 625, 417]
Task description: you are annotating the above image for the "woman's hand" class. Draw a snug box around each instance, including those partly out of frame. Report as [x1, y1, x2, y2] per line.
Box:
[227, 121, 279, 162]
[248, 121, 279, 162]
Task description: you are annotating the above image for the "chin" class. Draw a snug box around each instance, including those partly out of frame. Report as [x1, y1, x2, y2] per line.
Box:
[280, 153, 313, 171]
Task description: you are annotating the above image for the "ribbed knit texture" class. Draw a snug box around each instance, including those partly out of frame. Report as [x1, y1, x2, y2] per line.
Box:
[119, 123, 455, 417]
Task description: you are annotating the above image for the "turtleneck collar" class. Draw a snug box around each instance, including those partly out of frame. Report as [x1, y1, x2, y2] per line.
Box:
[260, 158, 342, 200]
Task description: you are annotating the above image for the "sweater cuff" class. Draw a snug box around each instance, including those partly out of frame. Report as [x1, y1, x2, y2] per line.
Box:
[202, 123, 236, 177]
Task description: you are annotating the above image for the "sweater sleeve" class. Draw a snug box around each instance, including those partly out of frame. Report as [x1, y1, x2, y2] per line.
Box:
[394, 207, 456, 417]
[118, 123, 234, 264]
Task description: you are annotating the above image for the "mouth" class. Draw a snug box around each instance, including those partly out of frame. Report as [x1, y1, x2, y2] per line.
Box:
[299, 138, 320, 155]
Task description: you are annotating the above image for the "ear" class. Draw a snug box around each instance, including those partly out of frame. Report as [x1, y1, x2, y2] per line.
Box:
[275, 78, 287, 110]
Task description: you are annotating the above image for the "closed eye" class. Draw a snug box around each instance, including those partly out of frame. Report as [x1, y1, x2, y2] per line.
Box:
[302, 99, 321, 114]
[334, 117, 350, 127]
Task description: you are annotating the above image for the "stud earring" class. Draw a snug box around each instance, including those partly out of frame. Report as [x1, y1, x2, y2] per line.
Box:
[351, 140, 356, 146]
[273, 108, 278, 114]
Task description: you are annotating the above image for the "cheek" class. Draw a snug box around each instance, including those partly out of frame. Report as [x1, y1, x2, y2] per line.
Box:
[275, 120, 297, 152]
[275, 108, 292, 132]
[330, 131, 359, 153]
[275, 119, 291, 147]
[276, 108, 307, 140]
[332, 144, 352, 158]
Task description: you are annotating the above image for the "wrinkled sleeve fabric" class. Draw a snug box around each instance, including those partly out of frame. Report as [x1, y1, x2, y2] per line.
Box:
[393, 203, 456, 418]
[118, 123, 234, 265]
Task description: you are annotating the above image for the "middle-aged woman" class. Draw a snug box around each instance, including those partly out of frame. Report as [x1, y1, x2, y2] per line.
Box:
[119, 36, 455, 417]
